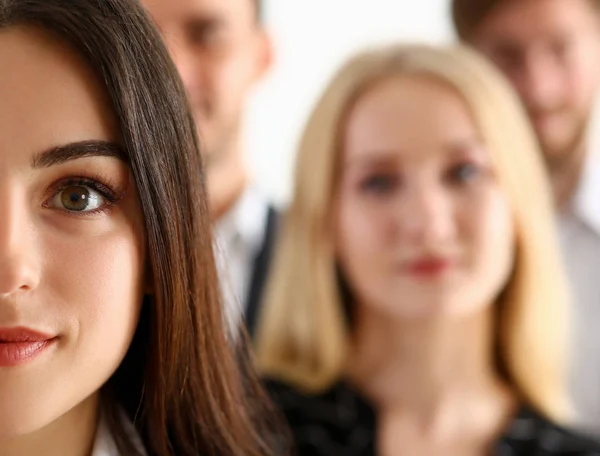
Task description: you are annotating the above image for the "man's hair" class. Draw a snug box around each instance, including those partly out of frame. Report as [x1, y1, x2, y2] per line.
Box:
[452, 0, 600, 40]
[253, 0, 263, 23]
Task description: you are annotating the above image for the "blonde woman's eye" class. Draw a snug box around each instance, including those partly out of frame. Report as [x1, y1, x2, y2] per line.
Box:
[361, 174, 399, 195]
[448, 163, 481, 184]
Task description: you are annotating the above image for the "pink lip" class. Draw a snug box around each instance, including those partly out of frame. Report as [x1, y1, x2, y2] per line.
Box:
[0, 328, 56, 367]
[405, 258, 453, 278]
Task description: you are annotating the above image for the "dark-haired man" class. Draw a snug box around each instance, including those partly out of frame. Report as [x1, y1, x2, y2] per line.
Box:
[142, 0, 275, 337]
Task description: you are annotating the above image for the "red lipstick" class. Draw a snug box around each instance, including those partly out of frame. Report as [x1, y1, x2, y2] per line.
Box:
[405, 257, 452, 278]
[0, 328, 56, 367]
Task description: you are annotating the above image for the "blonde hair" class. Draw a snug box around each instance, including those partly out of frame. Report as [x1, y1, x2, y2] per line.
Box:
[256, 44, 571, 422]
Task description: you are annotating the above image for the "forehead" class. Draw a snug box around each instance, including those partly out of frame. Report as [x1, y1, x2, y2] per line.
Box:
[343, 76, 478, 158]
[0, 26, 117, 166]
[476, 0, 598, 44]
[142, 0, 255, 26]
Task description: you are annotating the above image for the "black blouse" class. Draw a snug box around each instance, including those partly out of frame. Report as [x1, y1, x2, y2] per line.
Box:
[266, 380, 600, 456]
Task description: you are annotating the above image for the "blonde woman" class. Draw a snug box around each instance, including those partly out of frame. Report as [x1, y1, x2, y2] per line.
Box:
[256, 44, 600, 455]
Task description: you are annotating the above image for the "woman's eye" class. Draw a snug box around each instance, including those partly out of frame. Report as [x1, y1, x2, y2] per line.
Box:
[361, 175, 399, 195]
[448, 163, 481, 184]
[50, 185, 106, 213]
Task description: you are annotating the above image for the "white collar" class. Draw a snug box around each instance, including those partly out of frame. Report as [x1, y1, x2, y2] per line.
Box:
[571, 149, 600, 235]
[569, 95, 600, 236]
[91, 407, 146, 456]
[90, 411, 119, 456]
[215, 185, 270, 253]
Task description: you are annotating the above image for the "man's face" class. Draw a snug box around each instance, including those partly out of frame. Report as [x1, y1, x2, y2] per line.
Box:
[143, 0, 271, 165]
[473, 0, 600, 165]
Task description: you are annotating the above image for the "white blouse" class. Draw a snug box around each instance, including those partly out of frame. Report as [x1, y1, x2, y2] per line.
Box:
[91, 407, 146, 456]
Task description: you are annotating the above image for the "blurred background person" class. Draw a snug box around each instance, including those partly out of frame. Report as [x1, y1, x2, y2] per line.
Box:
[452, 0, 600, 435]
[245, 0, 453, 206]
[255, 44, 600, 455]
[141, 0, 276, 336]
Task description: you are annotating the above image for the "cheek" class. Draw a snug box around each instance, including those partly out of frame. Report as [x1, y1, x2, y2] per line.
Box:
[335, 195, 391, 279]
[43, 224, 145, 359]
[217, 52, 258, 101]
[465, 192, 515, 289]
[0, 223, 146, 437]
[565, 59, 600, 110]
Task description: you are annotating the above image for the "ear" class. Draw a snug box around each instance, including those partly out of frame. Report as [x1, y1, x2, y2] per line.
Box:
[252, 29, 274, 83]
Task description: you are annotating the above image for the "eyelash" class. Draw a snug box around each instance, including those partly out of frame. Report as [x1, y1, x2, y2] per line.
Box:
[44, 174, 125, 216]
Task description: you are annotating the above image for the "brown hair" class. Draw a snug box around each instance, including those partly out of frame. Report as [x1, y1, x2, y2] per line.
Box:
[0, 0, 283, 455]
[452, 0, 600, 40]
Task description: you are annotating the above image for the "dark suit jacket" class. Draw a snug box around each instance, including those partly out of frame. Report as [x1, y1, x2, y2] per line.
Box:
[244, 205, 279, 339]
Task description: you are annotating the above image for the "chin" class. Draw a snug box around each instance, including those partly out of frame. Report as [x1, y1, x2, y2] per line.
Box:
[540, 131, 582, 161]
[0, 379, 71, 437]
[0, 404, 53, 437]
[374, 292, 488, 321]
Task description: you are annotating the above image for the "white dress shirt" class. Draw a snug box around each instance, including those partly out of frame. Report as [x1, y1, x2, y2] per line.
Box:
[213, 185, 270, 329]
[562, 100, 600, 436]
[91, 412, 120, 456]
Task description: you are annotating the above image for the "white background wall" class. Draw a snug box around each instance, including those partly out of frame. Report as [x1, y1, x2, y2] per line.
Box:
[245, 0, 456, 206]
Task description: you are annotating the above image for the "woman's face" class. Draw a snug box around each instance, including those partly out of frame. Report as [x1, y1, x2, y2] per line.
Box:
[0, 27, 145, 436]
[335, 75, 515, 320]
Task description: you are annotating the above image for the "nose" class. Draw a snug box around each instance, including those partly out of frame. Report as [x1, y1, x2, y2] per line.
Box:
[171, 47, 196, 93]
[398, 181, 455, 246]
[0, 185, 40, 298]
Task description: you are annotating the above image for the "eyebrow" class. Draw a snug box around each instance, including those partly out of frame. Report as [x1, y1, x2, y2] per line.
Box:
[344, 138, 485, 168]
[186, 15, 226, 27]
[183, 12, 228, 34]
[344, 151, 399, 169]
[31, 140, 127, 169]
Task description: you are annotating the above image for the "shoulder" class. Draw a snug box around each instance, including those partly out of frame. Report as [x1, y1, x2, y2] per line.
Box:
[500, 406, 600, 455]
[264, 379, 376, 456]
[265, 378, 370, 418]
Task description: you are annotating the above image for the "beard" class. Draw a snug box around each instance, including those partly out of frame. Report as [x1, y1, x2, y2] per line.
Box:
[528, 105, 590, 172]
[541, 120, 587, 172]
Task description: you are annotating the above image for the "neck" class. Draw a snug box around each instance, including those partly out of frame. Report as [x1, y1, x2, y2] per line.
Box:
[207, 139, 249, 222]
[548, 142, 587, 209]
[0, 393, 99, 456]
[347, 306, 515, 433]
